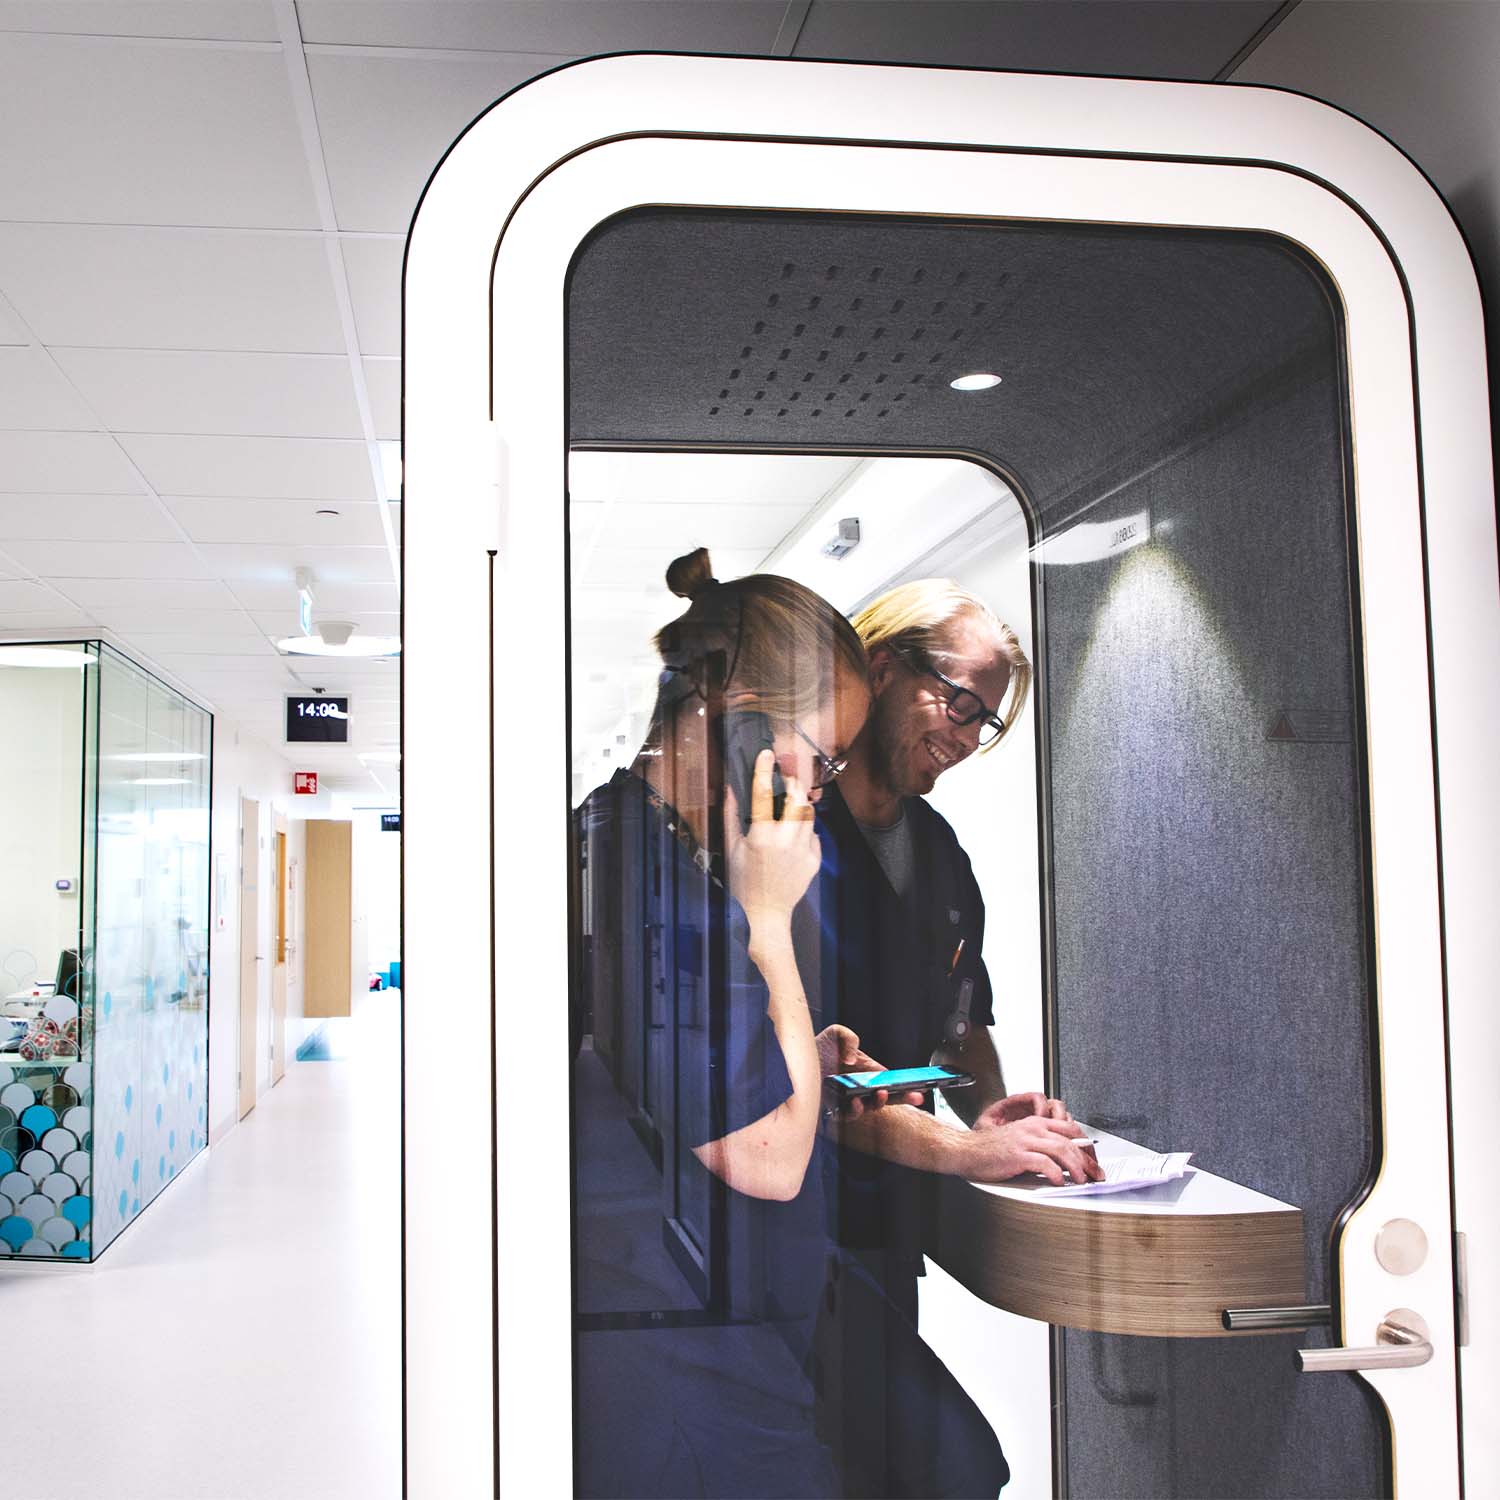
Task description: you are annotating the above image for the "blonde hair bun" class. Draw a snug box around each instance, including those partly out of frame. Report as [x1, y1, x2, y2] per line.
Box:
[665, 546, 717, 601]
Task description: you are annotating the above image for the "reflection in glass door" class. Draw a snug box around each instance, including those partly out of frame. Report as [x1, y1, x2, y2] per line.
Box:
[565, 209, 1398, 1497]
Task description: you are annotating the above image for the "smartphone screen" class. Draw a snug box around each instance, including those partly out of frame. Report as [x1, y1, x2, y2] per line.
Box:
[828, 1065, 974, 1095]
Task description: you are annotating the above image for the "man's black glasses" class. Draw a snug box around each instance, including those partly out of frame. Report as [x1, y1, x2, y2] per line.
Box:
[903, 654, 1007, 746]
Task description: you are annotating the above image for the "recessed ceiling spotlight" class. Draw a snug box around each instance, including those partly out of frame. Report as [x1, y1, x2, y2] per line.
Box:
[949, 372, 1002, 392]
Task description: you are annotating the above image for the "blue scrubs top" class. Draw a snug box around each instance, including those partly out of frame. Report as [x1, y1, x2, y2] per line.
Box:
[574, 776, 836, 1498]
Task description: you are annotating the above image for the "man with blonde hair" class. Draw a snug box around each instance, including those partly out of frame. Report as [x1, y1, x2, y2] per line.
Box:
[799, 578, 1098, 1498]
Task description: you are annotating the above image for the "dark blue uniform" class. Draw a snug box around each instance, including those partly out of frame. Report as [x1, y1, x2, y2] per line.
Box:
[797, 783, 1010, 1499]
[575, 776, 838, 1498]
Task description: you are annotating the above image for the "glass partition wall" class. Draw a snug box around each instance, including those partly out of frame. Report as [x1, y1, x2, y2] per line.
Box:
[0, 642, 210, 1262]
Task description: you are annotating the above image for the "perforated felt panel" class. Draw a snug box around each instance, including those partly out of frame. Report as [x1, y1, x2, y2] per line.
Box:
[567, 209, 1384, 1498]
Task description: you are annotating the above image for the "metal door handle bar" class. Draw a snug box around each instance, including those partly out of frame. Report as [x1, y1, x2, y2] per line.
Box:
[1297, 1312, 1432, 1373]
[1223, 1304, 1331, 1331]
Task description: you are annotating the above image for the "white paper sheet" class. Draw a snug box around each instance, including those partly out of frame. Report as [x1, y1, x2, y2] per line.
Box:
[1029, 1150, 1195, 1198]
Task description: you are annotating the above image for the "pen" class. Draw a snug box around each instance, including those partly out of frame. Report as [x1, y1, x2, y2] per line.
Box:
[948, 937, 965, 975]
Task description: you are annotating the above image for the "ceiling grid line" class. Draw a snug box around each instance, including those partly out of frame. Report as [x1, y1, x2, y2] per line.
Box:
[274, 0, 401, 587]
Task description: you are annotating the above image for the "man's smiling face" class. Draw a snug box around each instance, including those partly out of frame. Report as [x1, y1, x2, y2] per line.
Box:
[864, 616, 1011, 798]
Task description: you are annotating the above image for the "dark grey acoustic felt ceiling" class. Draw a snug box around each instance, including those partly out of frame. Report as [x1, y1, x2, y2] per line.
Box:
[566, 209, 1338, 527]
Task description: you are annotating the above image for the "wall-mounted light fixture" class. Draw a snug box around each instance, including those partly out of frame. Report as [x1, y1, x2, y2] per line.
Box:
[1033, 509, 1152, 566]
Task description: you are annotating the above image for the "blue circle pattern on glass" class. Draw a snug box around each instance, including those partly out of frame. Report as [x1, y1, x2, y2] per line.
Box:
[61, 1195, 89, 1228]
[0, 1151, 12, 1176]
[155, 1104, 162, 1127]
[169, 1131, 175, 1150]
[124, 1085, 132, 1112]
[102, 991, 111, 1019]
[61, 1241, 88, 1259]
[20, 1105, 57, 1136]
[117, 1190, 127, 1219]
[113, 1131, 124, 1160]
[131, 1158, 139, 1186]
[0, 1215, 31, 1249]
[163, 1063, 170, 1085]
[131, 1196, 139, 1213]
[158, 1156, 165, 1180]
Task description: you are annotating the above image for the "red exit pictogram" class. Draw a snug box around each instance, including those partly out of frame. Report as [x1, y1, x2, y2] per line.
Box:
[294, 771, 318, 795]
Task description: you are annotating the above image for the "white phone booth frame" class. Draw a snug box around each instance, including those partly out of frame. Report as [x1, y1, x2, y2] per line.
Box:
[403, 54, 1498, 1498]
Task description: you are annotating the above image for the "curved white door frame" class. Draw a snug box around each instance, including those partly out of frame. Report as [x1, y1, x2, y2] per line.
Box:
[405, 56, 1496, 1499]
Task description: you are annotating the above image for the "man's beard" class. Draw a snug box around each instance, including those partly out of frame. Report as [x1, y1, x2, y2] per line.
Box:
[868, 691, 930, 800]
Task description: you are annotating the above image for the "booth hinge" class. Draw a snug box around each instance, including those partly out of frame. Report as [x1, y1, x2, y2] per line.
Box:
[1455, 1231, 1470, 1347]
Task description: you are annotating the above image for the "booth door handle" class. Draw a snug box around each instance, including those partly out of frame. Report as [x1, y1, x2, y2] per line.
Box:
[1297, 1310, 1431, 1373]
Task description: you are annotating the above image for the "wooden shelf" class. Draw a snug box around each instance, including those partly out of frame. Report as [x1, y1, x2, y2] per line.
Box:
[926, 1126, 1305, 1338]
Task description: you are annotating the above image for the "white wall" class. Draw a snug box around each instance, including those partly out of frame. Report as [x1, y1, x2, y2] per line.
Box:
[351, 806, 401, 997]
[207, 719, 312, 1143]
[0, 666, 85, 990]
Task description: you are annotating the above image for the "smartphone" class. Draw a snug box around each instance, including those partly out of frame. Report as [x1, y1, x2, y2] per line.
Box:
[721, 709, 787, 833]
[826, 1064, 975, 1099]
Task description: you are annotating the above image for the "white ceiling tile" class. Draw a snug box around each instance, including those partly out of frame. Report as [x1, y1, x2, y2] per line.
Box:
[299, 1, 784, 53]
[0, 34, 318, 228]
[0, 432, 141, 492]
[0, 493, 178, 541]
[119, 434, 375, 499]
[0, 298, 29, 345]
[151, 652, 284, 672]
[54, 349, 364, 439]
[165, 495, 390, 546]
[94, 607, 262, 634]
[364, 358, 399, 439]
[0, 582, 68, 612]
[0, 347, 99, 429]
[195, 542, 394, 583]
[230, 578, 398, 612]
[0, 3, 278, 42]
[0, 225, 345, 352]
[0, 608, 97, 630]
[50, 577, 238, 608]
[339, 237, 402, 357]
[122, 632, 277, 655]
[6, 538, 213, 578]
[308, 50, 552, 232]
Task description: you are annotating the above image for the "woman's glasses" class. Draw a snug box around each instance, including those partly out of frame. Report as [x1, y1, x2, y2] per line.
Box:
[793, 723, 849, 786]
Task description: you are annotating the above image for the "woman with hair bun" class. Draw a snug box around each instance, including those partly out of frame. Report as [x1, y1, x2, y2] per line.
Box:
[574, 547, 888, 1498]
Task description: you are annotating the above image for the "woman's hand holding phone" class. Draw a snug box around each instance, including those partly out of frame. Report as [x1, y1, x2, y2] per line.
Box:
[723, 748, 819, 939]
[815, 1024, 927, 1117]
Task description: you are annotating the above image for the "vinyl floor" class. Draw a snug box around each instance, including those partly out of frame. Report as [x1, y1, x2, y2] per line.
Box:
[0, 991, 402, 1499]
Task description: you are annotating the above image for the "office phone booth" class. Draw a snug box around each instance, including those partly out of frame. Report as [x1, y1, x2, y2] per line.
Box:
[403, 56, 1497, 1498]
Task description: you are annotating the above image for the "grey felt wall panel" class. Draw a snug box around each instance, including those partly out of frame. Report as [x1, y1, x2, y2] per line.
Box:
[568, 210, 1386, 1498]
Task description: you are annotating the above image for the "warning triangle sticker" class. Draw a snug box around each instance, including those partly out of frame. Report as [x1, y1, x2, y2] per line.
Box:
[1268, 712, 1297, 741]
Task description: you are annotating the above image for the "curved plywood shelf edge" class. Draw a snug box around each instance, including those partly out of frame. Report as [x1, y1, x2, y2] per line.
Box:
[927, 1146, 1306, 1338]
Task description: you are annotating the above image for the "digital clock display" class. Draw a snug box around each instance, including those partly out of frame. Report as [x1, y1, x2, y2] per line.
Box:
[286, 695, 350, 744]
